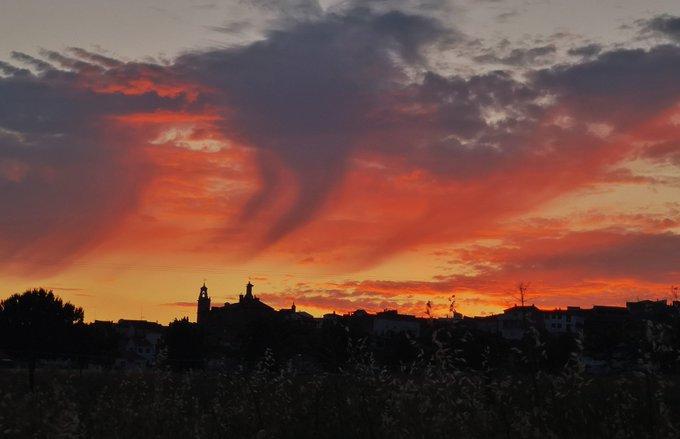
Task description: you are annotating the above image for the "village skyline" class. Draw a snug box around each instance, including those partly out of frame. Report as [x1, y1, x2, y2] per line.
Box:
[3, 284, 679, 374]
[4, 280, 679, 326]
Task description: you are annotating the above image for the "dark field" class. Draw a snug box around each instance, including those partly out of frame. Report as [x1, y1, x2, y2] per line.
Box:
[1, 356, 679, 439]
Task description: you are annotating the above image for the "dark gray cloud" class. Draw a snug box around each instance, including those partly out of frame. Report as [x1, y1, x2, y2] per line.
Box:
[643, 14, 680, 42]
[536, 45, 680, 126]
[505, 232, 680, 283]
[0, 61, 31, 77]
[357, 69, 547, 180]
[475, 44, 557, 66]
[176, 7, 453, 244]
[66, 48, 124, 69]
[567, 43, 602, 58]
[210, 20, 253, 36]
[10, 52, 53, 73]
[250, 0, 323, 22]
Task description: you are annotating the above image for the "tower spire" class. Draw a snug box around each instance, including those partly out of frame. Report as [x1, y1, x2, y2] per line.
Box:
[244, 281, 254, 300]
[197, 281, 210, 325]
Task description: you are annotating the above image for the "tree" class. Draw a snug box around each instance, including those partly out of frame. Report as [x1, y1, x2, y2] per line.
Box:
[163, 317, 204, 370]
[0, 289, 84, 390]
[72, 321, 120, 370]
[508, 281, 534, 321]
[514, 281, 531, 309]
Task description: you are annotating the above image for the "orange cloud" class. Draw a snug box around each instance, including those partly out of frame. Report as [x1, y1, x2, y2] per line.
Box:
[111, 111, 221, 124]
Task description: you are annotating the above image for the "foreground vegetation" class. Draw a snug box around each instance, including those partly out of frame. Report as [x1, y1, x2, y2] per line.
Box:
[1, 347, 679, 439]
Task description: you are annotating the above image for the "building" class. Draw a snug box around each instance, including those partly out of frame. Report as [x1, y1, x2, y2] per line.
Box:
[373, 310, 421, 337]
[543, 307, 586, 335]
[463, 315, 501, 334]
[115, 319, 164, 369]
[196, 281, 292, 347]
[197, 281, 275, 318]
[498, 305, 543, 340]
[279, 303, 315, 323]
[626, 299, 674, 321]
[197, 282, 210, 325]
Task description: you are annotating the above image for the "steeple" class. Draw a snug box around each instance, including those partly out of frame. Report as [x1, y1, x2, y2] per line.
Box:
[197, 282, 211, 325]
[244, 281, 254, 300]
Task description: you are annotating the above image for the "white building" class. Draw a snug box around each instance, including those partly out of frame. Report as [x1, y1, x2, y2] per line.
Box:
[543, 307, 585, 335]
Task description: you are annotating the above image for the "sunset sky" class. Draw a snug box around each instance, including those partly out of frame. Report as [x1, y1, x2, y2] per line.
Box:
[2, 0, 680, 323]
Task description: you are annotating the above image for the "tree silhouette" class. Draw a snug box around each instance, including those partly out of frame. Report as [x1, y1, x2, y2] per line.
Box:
[510, 281, 534, 323]
[163, 317, 204, 370]
[0, 288, 84, 390]
[514, 281, 531, 308]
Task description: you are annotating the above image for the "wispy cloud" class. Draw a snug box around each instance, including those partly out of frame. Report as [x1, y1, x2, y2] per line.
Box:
[161, 302, 197, 308]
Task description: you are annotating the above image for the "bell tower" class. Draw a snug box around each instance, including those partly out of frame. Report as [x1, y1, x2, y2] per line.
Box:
[197, 282, 211, 325]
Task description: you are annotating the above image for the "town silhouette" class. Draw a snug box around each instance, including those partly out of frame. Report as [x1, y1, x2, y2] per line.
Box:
[1, 282, 680, 438]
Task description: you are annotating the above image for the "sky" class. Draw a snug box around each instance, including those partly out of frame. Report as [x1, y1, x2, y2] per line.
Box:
[2, 0, 680, 323]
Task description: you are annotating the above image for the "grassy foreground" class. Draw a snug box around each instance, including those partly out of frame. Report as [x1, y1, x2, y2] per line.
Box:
[1, 352, 679, 439]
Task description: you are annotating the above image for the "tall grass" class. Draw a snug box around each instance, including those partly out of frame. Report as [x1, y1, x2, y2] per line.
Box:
[1, 337, 679, 438]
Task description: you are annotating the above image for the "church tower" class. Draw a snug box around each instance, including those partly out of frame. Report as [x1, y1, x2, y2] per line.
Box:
[197, 282, 211, 325]
[245, 281, 254, 300]
[240, 281, 256, 303]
